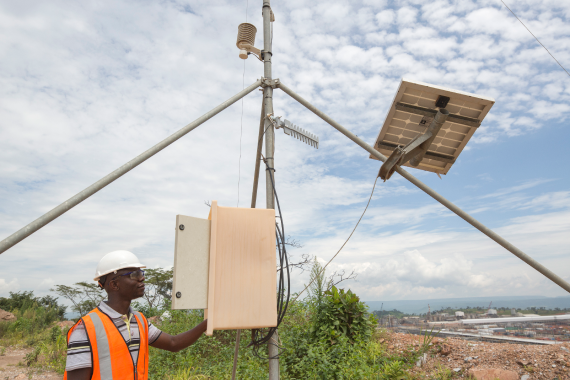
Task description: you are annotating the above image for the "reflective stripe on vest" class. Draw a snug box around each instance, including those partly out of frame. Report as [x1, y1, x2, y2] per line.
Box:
[88, 312, 113, 380]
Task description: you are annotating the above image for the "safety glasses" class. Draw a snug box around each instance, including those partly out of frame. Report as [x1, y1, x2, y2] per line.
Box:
[112, 269, 145, 282]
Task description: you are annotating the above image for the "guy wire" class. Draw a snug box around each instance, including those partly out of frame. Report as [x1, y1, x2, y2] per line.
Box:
[236, 0, 251, 208]
[233, 2, 250, 379]
[500, 0, 570, 78]
[236, 59, 246, 207]
[290, 173, 380, 305]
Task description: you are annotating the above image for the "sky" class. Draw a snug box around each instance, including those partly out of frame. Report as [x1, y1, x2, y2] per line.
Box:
[1, 0, 569, 305]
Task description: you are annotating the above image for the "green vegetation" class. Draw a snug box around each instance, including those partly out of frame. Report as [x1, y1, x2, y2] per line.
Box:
[0, 291, 66, 320]
[50, 282, 105, 317]
[373, 309, 409, 319]
[421, 306, 570, 317]
[0, 291, 68, 373]
[149, 290, 422, 379]
[0, 264, 449, 379]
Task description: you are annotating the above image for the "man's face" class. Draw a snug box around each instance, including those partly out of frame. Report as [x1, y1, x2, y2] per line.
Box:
[108, 267, 145, 300]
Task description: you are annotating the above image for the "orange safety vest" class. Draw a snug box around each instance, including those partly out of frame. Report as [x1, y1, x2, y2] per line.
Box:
[63, 307, 149, 380]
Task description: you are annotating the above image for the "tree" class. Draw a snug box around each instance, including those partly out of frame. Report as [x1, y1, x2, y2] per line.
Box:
[141, 267, 173, 310]
[51, 282, 105, 317]
[0, 291, 66, 319]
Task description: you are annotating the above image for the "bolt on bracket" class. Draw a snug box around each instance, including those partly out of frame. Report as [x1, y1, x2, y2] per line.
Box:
[260, 77, 280, 88]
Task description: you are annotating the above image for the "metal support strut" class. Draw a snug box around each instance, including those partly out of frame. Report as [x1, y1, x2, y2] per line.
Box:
[0, 80, 263, 255]
[277, 81, 570, 295]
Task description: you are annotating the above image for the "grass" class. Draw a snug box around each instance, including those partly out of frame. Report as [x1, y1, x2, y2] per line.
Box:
[0, 300, 457, 379]
[0, 305, 68, 376]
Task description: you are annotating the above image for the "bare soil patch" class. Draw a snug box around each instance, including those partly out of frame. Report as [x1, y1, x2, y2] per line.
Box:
[0, 347, 61, 380]
[386, 331, 570, 380]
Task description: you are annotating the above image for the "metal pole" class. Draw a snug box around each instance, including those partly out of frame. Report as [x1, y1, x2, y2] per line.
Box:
[251, 101, 265, 208]
[277, 81, 570, 294]
[0, 80, 262, 255]
[262, 0, 279, 379]
[231, 329, 241, 380]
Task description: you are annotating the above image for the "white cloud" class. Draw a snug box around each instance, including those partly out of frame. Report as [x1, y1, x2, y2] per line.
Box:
[375, 9, 395, 25]
[0, 278, 19, 294]
[1, 0, 569, 304]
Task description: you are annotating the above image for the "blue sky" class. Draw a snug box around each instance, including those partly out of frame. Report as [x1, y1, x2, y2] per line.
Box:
[1, 0, 569, 303]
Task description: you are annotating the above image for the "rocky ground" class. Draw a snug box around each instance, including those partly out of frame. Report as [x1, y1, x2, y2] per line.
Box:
[0, 347, 60, 380]
[0, 310, 16, 323]
[386, 331, 570, 380]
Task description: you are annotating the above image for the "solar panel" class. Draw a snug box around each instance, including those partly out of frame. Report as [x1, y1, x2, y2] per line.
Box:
[370, 78, 495, 175]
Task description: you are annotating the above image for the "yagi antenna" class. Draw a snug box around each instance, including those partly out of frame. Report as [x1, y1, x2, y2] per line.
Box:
[270, 116, 319, 149]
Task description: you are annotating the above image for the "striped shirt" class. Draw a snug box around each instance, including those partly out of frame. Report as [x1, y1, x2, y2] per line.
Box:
[65, 301, 162, 372]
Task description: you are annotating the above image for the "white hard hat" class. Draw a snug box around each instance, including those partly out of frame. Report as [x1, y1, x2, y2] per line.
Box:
[94, 250, 146, 281]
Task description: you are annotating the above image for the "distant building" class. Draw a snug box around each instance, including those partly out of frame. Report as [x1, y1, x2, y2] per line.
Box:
[455, 311, 465, 318]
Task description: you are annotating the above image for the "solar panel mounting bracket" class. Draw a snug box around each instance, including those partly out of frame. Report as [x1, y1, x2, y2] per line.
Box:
[379, 108, 449, 181]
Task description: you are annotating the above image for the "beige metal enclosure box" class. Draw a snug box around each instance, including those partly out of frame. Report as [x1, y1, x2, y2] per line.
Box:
[172, 201, 277, 336]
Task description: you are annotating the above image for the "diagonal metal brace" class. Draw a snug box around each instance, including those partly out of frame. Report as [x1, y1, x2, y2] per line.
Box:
[378, 108, 449, 181]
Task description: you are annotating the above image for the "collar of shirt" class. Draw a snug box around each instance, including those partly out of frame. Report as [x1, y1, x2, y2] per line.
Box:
[98, 301, 134, 321]
[98, 301, 136, 340]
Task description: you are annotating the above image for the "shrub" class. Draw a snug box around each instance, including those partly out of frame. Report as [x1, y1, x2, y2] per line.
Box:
[311, 285, 377, 345]
[0, 291, 66, 320]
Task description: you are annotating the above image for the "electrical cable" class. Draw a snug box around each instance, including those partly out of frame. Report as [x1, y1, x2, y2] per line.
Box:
[248, 156, 291, 360]
[289, 174, 379, 305]
[500, 0, 570, 78]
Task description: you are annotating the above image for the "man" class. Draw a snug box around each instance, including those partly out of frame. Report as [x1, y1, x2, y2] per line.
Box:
[64, 250, 207, 380]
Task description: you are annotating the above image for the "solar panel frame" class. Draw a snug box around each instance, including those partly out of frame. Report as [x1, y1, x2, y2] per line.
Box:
[370, 78, 495, 175]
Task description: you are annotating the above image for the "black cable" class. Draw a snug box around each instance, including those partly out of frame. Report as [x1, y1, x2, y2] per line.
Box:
[248, 158, 290, 359]
[289, 174, 379, 305]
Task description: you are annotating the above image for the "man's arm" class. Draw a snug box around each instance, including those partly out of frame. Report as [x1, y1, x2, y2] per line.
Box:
[150, 320, 207, 352]
[66, 368, 92, 380]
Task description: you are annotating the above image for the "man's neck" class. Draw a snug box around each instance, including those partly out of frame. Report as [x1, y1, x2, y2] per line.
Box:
[105, 297, 131, 316]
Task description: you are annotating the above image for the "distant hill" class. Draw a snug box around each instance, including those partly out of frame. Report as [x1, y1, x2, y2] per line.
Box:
[364, 296, 570, 314]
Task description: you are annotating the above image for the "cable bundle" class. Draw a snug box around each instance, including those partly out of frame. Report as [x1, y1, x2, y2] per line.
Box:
[249, 160, 290, 359]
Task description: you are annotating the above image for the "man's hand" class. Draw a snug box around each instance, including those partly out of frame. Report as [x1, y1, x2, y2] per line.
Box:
[150, 319, 207, 352]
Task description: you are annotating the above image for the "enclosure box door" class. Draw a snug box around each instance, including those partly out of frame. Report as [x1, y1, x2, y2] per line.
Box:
[172, 201, 277, 336]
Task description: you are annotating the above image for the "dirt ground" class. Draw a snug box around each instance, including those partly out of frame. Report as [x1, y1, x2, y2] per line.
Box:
[0, 347, 61, 380]
[387, 331, 570, 380]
